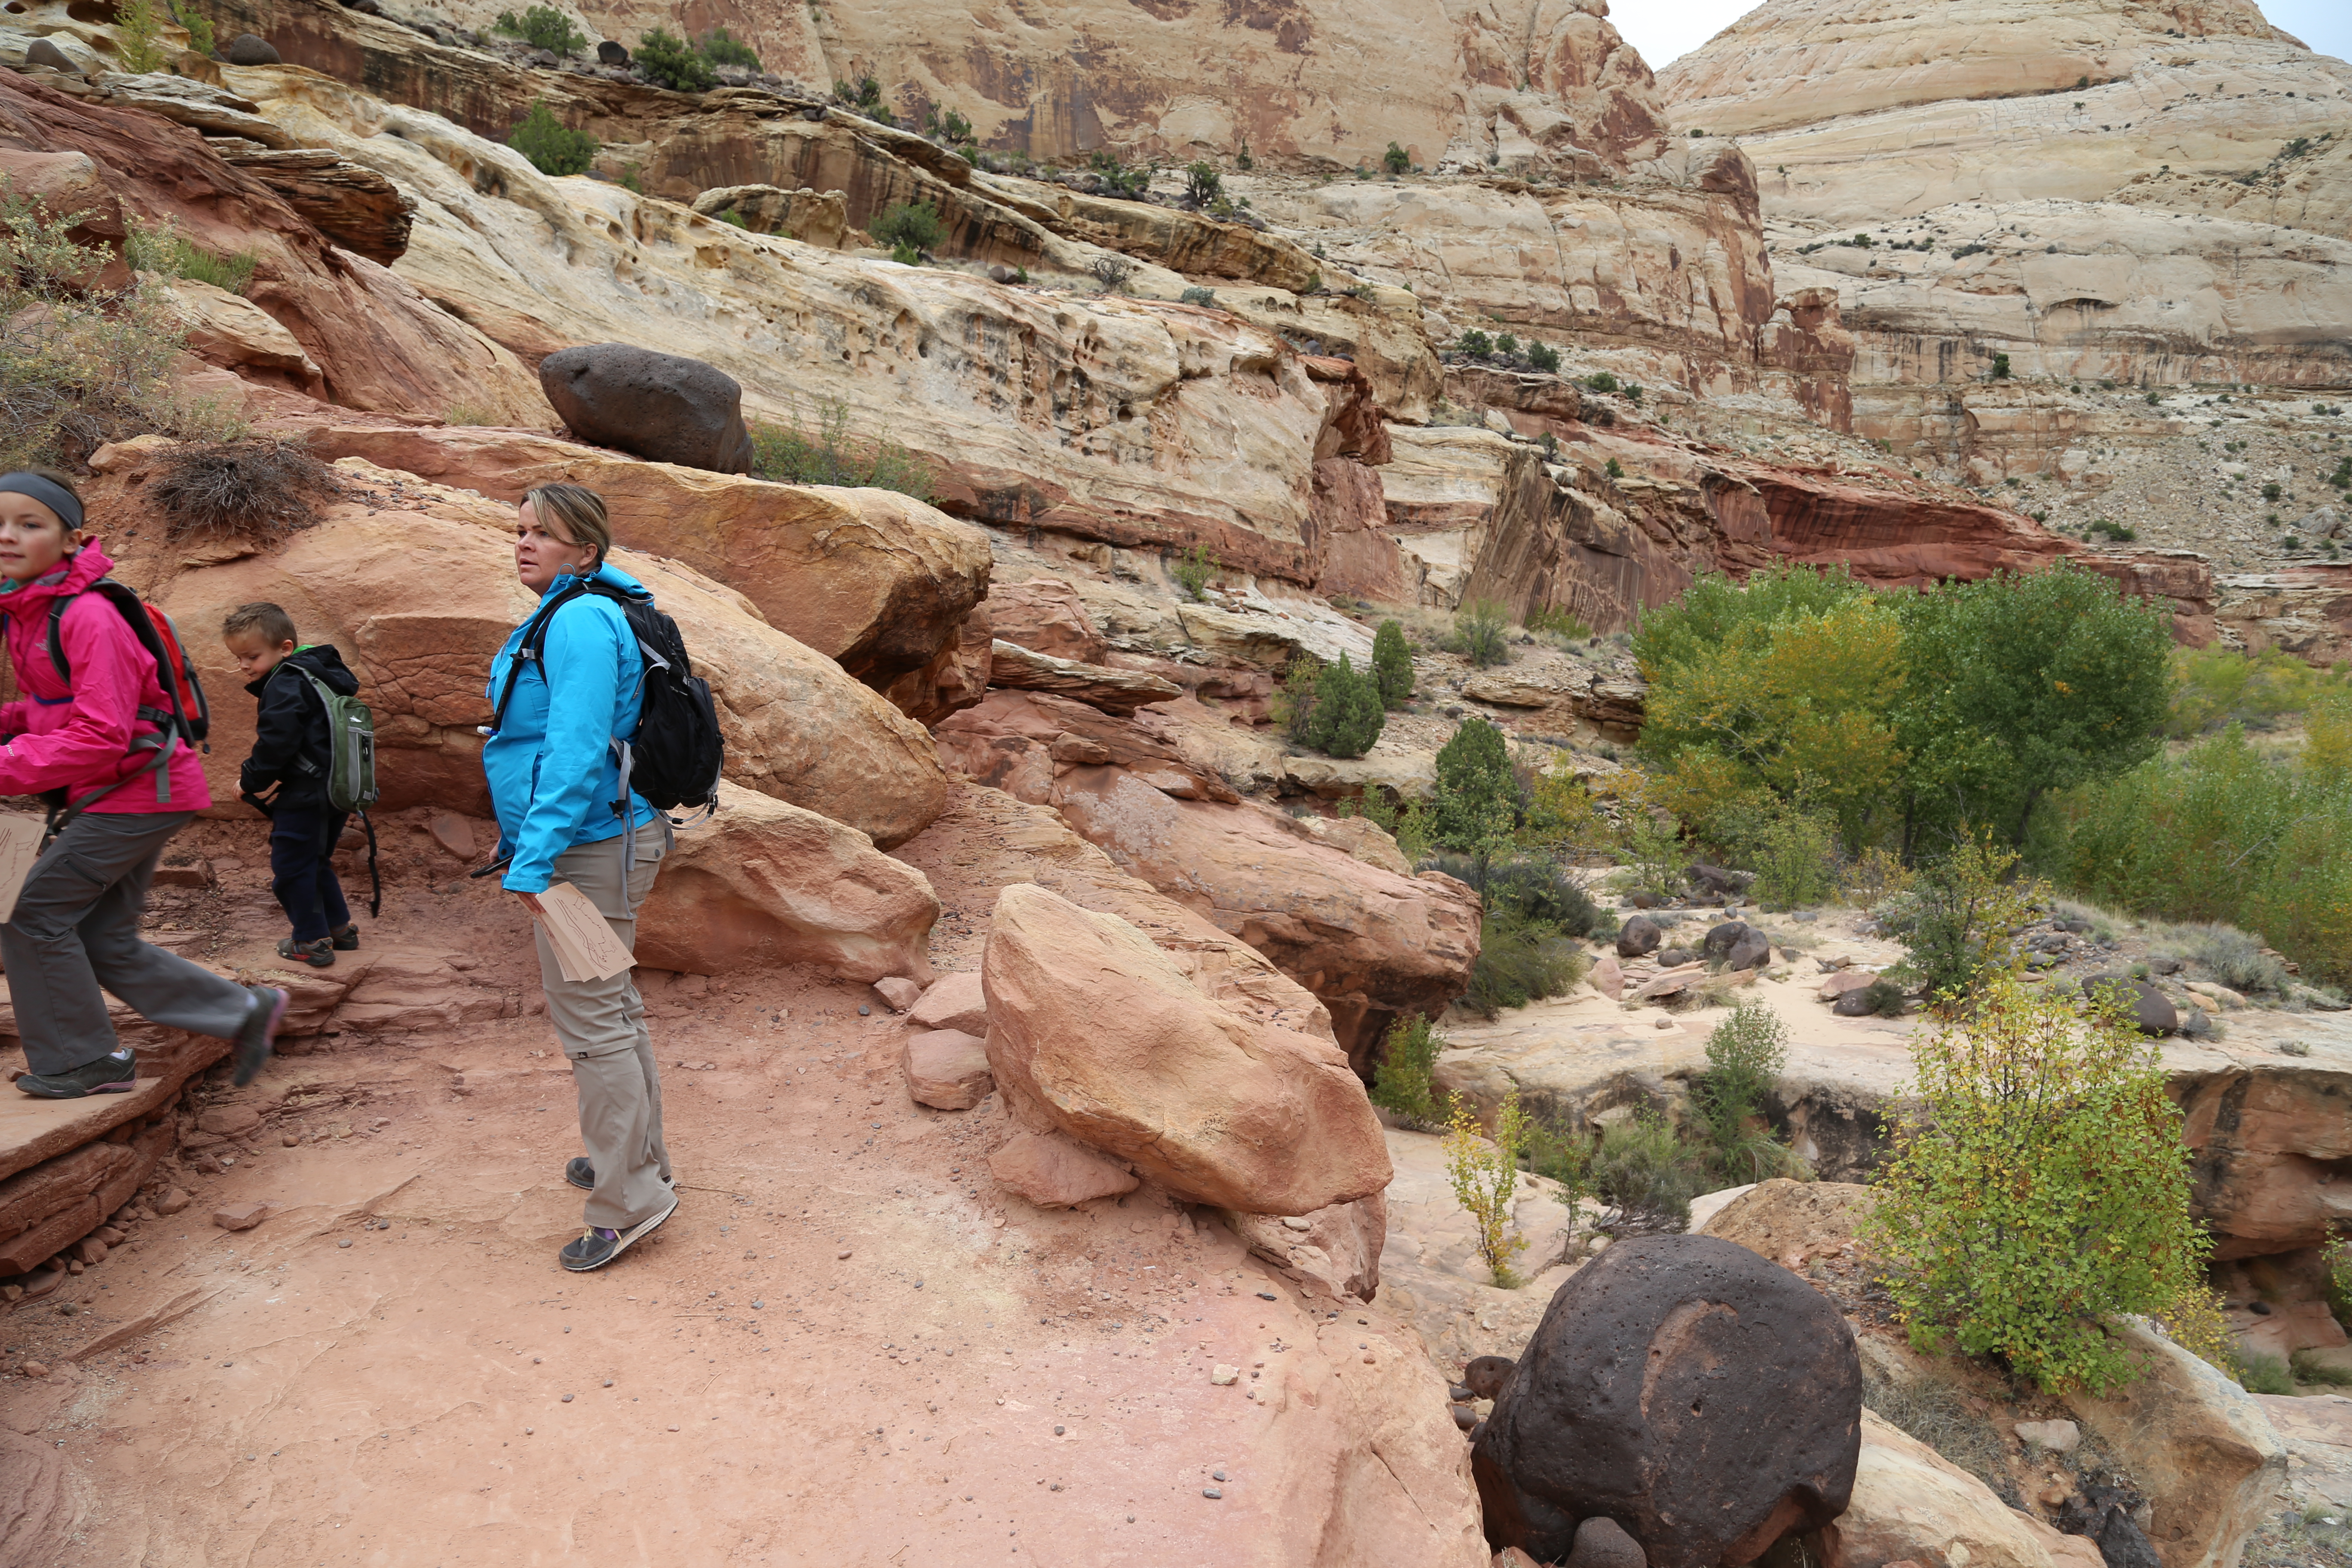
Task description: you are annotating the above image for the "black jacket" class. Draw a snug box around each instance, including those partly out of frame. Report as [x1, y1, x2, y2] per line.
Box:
[239, 645, 359, 812]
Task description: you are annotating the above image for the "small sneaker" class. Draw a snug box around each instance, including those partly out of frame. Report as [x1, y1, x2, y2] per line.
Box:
[559, 1196, 675, 1272]
[15, 1047, 137, 1099]
[330, 924, 361, 952]
[232, 985, 288, 1088]
[277, 936, 335, 968]
[565, 1157, 595, 1191]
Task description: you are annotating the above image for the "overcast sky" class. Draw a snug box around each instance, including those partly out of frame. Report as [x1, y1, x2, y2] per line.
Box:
[1614, 0, 2350, 74]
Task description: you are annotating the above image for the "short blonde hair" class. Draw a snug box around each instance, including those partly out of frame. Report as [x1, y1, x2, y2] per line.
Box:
[522, 483, 611, 570]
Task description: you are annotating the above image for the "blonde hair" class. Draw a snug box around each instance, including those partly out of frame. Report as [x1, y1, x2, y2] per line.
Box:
[222, 601, 297, 646]
[522, 483, 611, 570]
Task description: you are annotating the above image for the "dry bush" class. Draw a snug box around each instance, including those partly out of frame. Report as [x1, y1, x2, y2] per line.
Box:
[3, 184, 246, 469]
[147, 439, 340, 541]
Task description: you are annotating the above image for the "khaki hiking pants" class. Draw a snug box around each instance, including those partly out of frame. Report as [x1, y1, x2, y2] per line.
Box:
[534, 823, 674, 1232]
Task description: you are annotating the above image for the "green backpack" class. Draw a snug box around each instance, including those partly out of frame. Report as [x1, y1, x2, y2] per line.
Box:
[297, 670, 379, 813]
[298, 670, 381, 917]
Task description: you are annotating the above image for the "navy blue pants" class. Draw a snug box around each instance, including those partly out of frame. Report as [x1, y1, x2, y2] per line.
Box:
[270, 807, 351, 944]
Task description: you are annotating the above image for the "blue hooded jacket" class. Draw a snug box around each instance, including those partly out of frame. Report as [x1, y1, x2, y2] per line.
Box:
[482, 562, 661, 894]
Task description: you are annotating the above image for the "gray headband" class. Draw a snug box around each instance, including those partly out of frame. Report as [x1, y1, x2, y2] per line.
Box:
[0, 473, 83, 532]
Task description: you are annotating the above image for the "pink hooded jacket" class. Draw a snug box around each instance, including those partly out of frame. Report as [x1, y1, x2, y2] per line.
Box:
[0, 542, 212, 813]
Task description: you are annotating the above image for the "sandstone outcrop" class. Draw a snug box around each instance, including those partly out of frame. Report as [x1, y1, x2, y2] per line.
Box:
[0, 67, 551, 427]
[291, 418, 993, 691]
[89, 443, 949, 846]
[981, 883, 1391, 1215]
[1221, 1192, 1386, 1303]
[902, 1028, 993, 1111]
[934, 690, 1241, 806]
[2177, 1062, 2352, 1259]
[1473, 1234, 1863, 1565]
[633, 781, 940, 984]
[909, 971, 989, 1036]
[986, 641, 1182, 715]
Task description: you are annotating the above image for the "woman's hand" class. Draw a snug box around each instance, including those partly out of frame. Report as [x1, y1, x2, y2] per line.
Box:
[514, 890, 544, 915]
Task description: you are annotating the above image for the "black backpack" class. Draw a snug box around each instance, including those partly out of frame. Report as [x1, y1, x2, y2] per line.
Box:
[490, 580, 723, 821]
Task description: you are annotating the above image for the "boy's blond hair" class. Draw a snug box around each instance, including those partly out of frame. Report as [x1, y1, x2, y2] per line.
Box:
[222, 602, 297, 647]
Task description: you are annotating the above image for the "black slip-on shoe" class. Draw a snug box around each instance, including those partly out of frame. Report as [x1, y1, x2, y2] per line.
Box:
[330, 924, 361, 951]
[565, 1157, 595, 1191]
[15, 1047, 137, 1099]
[559, 1196, 675, 1272]
[233, 986, 289, 1087]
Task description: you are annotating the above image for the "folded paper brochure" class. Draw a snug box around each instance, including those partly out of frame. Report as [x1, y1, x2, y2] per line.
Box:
[531, 880, 637, 982]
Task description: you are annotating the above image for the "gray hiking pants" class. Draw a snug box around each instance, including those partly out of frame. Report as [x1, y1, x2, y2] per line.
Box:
[3, 811, 255, 1076]
[533, 824, 675, 1233]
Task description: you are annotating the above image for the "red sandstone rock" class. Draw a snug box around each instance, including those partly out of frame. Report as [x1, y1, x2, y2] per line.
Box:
[986, 1129, 1139, 1209]
[903, 1029, 993, 1111]
[910, 971, 988, 1036]
[987, 578, 1109, 665]
[212, 1202, 269, 1232]
[873, 977, 923, 1013]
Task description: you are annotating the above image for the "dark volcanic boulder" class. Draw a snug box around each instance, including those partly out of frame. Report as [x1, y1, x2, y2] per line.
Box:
[1616, 914, 1661, 959]
[538, 343, 755, 474]
[2085, 973, 2178, 1036]
[1472, 1234, 1862, 1566]
[597, 40, 630, 65]
[224, 33, 282, 64]
[1703, 920, 1772, 971]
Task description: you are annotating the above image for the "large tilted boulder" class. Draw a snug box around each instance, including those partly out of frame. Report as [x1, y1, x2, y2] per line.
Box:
[293, 420, 992, 693]
[1819, 1412, 2103, 1568]
[95, 447, 947, 846]
[987, 640, 1183, 714]
[2176, 1061, 2352, 1259]
[1473, 1234, 1863, 1566]
[634, 782, 938, 984]
[539, 343, 754, 475]
[982, 883, 1392, 1215]
[1050, 772, 1482, 1069]
[2063, 1318, 2288, 1568]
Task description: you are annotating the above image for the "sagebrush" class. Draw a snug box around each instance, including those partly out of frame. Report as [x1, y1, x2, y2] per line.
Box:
[748, 399, 934, 499]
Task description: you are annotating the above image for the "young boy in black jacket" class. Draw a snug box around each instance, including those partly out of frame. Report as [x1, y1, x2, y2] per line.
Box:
[223, 602, 362, 967]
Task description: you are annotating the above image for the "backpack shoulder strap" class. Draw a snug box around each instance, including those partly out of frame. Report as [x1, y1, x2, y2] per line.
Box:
[490, 582, 589, 732]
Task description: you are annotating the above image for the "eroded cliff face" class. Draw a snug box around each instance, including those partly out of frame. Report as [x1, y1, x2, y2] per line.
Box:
[1657, 0, 2352, 539]
[210, 0, 1669, 175]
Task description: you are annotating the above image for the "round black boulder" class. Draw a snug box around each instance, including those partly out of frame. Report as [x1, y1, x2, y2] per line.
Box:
[1471, 1234, 1862, 1567]
[538, 343, 754, 474]
[24, 37, 83, 73]
[224, 33, 281, 64]
[1616, 915, 1661, 959]
[597, 39, 630, 65]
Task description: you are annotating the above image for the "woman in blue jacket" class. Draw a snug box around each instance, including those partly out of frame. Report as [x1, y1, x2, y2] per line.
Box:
[486, 483, 675, 1272]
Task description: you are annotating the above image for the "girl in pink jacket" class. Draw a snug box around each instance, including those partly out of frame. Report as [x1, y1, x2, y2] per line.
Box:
[0, 469, 287, 1098]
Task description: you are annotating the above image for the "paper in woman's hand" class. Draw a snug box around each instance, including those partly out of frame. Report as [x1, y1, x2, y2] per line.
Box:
[0, 812, 46, 925]
[531, 880, 636, 981]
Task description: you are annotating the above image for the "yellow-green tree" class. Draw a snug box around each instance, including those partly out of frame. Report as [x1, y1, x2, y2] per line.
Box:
[1444, 1090, 1532, 1286]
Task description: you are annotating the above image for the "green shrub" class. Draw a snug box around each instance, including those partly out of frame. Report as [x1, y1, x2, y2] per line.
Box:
[494, 4, 586, 54]
[1449, 598, 1512, 668]
[1691, 998, 1806, 1183]
[1171, 544, 1219, 601]
[1859, 976, 1908, 1016]
[1383, 141, 1410, 175]
[1586, 1110, 1706, 1232]
[1372, 619, 1414, 707]
[1881, 835, 2042, 1005]
[2292, 1349, 2352, 1387]
[635, 27, 715, 92]
[1461, 913, 1587, 1017]
[508, 101, 597, 177]
[697, 25, 760, 68]
[4, 193, 245, 469]
[125, 218, 258, 295]
[1495, 333, 1519, 357]
[1528, 341, 1560, 373]
[2262, 481, 2282, 502]
[747, 398, 934, 499]
[2044, 721, 2352, 986]
[1433, 717, 1516, 857]
[1526, 605, 1590, 640]
[113, 0, 170, 72]
[1370, 1016, 1444, 1126]
[1605, 457, 1624, 479]
[2238, 1352, 2295, 1395]
[1184, 162, 1221, 205]
[1458, 328, 1492, 357]
[871, 200, 945, 254]
[2167, 645, 2352, 737]
[1298, 653, 1385, 759]
[1087, 152, 1150, 199]
[1179, 285, 1216, 307]
[1720, 797, 1841, 909]
[2144, 922, 2293, 998]
[1862, 974, 2211, 1393]
[181, 8, 215, 56]
[1584, 371, 1619, 392]
[2326, 1234, 2351, 1331]
[1425, 853, 1601, 936]
[1991, 352, 2012, 379]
